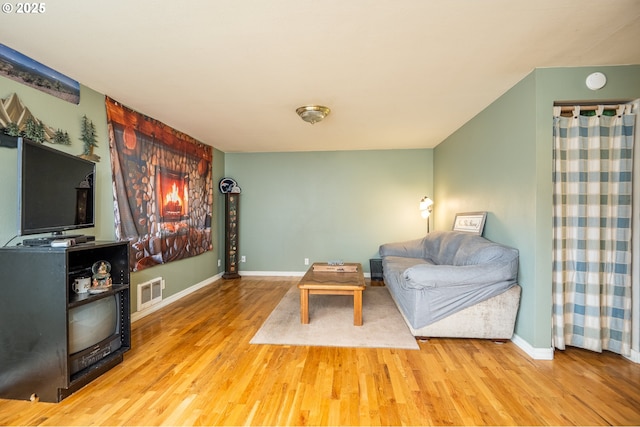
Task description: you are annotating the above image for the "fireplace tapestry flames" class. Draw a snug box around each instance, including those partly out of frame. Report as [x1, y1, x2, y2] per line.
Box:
[157, 167, 189, 222]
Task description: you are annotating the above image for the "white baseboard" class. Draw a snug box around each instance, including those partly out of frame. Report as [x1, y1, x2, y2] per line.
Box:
[238, 270, 373, 278]
[625, 348, 640, 364]
[131, 272, 223, 323]
[511, 334, 554, 360]
[511, 335, 640, 363]
[510, 335, 640, 363]
[238, 270, 304, 277]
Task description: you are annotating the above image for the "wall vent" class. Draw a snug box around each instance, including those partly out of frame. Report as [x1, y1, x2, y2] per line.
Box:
[137, 277, 163, 311]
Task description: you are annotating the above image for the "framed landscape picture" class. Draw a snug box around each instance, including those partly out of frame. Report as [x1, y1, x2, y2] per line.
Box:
[452, 212, 487, 235]
[0, 44, 80, 104]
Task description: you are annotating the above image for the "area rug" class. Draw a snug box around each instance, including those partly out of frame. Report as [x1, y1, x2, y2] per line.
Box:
[250, 285, 419, 350]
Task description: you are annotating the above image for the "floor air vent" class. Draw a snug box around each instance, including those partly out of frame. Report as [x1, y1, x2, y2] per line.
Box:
[137, 277, 163, 311]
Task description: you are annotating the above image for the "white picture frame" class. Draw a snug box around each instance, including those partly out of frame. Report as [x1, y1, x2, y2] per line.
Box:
[452, 212, 487, 235]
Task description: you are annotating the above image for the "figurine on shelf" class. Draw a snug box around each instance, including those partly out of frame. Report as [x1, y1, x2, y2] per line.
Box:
[90, 260, 112, 293]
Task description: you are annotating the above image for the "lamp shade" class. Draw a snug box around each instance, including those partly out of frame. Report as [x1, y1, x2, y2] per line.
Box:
[419, 196, 433, 218]
[419, 196, 433, 211]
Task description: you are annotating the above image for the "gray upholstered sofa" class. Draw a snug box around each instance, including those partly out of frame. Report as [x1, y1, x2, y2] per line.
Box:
[379, 231, 521, 340]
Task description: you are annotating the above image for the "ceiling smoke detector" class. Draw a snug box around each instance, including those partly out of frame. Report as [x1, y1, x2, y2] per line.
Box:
[296, 105, 331, 124]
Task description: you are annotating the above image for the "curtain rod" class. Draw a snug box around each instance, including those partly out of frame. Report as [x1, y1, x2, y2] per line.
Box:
[558, 105, 620, 113]
[556, 100, 637, 113]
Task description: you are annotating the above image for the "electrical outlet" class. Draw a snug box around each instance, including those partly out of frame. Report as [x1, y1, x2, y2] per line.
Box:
[217, 259, 221, 267]
[241, 255, 246, 262]
[304, 258, 309, 265]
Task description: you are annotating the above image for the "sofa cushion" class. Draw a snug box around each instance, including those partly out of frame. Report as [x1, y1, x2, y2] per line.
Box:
[380, 231, 518, 267]
[403, 259, 517, 289]
[379, 238, 430, 259]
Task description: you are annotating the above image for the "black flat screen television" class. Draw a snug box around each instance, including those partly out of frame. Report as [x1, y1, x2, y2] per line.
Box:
[18, 138, 96, 236]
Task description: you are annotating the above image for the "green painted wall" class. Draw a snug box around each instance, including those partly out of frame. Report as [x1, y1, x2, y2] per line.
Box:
[224, 149, 433, 273]
[434, 64, 640, 349]
[0, 76, 220, 313]
[434, 72, 538, 344]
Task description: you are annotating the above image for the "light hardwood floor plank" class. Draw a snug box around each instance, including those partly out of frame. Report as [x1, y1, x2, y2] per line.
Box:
[0, 276, 639, 426]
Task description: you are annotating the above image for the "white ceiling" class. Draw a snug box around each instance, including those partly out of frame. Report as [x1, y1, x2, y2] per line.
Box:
[2, 1, 640, 152]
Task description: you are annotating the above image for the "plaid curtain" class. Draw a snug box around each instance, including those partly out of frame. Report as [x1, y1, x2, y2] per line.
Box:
[552, 105, 635, 356]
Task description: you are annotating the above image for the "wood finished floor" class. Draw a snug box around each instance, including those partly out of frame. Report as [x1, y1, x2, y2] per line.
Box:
[1, 276, 639, 426]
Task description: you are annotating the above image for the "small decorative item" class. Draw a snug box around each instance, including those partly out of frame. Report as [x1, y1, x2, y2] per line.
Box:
[23, 117, 46, 143]
[90, 260, 112, 293]
[0, 93, 70, 144]
[79, 115, 100, 162]
[452, 212, 487, 235]
[72, 276, 91, 294]
[52, 129, 71, 145]
[3, 122, 20, 136]
[219, 177, 241, 193]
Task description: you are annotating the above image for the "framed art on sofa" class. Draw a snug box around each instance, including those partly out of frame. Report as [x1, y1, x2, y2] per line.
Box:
[452, 212, 487, 235]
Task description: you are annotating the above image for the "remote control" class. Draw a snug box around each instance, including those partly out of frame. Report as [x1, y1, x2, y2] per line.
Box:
[51, 239, 74, 247]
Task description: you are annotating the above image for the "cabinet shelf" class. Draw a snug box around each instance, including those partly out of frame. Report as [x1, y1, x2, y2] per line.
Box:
[68, 283, 130, 308]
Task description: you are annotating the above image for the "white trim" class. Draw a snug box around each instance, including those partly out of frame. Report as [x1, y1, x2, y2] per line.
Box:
[238, 270, 373, 278]
[632, 99, 640, 358]
[510, 336, 639, 364]
[511, 334, 554, 360]
[626, 346, 640, 364]
[131, 272, 223, 323]
[238, 270, 304, 277]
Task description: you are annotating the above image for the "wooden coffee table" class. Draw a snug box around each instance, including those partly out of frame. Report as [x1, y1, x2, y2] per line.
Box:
[297, 263, 366, 326]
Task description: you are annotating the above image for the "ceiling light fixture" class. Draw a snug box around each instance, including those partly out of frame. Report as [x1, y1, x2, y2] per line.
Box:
[585, 72, 607, 90]
[296, 105, 331, 124]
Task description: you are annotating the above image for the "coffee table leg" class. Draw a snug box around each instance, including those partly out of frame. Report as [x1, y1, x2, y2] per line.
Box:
[300, 288, 309, 324]
[353, 290, 363, 326]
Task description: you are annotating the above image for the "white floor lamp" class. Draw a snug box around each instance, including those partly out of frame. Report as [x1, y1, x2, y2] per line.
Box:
[419, 196, 434, 233]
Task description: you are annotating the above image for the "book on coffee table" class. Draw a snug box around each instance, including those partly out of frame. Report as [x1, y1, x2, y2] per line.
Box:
[312, 263, 358, 273]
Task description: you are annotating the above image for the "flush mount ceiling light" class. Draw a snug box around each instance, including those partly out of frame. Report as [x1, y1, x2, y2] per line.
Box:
[586, 72, 607, 90]
[296, 105, 331, 124]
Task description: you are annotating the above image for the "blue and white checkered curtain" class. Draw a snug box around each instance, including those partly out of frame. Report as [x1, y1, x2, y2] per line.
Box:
[552, 104, 635, 356]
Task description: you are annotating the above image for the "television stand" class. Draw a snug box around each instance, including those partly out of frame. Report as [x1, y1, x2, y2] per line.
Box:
[0, 241, 131, 402]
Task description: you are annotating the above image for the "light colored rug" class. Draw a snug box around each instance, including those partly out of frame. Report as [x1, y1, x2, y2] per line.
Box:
[250, 285, 419, 350]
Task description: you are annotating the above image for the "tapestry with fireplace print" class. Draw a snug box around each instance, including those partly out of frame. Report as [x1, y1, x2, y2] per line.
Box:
[106, 97, 213, 272]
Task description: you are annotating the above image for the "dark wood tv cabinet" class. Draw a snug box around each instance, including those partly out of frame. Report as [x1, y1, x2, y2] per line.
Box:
[0, 240, 131, 402]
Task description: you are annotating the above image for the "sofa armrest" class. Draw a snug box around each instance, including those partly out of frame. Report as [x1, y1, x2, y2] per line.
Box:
[403, 261, 517, 289]
[379, 237, 427, 259]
